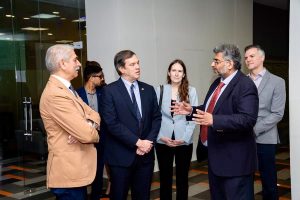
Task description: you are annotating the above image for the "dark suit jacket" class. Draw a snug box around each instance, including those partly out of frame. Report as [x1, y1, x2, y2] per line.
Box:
[76, 87, 102, 111]
[192, 70, 259, 177]
[77, 86, 107, 149]
[100, 78, 162, 167]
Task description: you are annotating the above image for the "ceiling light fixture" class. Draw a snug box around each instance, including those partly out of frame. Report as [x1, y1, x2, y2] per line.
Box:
[31, 14, 59, 19]
[21, 27, 49, 31]
[6, 14, 15, 18]
[56, 40, 73, 43]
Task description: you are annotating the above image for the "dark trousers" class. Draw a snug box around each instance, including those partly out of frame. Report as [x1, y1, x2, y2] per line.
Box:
[109, 156, 154, 200]
[257, 143, 278, 200]
[50, 187, 87, 200]
[90, 141, 106, 200]
[156, 143, 193, 200]
[208, 167, 254, 200]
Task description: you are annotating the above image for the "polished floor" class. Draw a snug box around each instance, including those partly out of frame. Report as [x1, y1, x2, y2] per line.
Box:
[0, 146, 290, 199]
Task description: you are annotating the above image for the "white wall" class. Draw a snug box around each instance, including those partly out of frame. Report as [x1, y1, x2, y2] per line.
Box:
[85, 0, 252, 166]
[289, 0, 300, 199]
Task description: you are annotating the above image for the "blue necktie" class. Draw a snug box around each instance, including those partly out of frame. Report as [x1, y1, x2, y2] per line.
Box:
[130, 84, 142, 123]
[69, 85, 78, 98]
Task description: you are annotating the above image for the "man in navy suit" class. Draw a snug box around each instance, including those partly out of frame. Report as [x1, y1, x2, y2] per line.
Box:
[76, 61, 109, 200]
[173, 44, 259, 200]
[101, 50, 161, 200]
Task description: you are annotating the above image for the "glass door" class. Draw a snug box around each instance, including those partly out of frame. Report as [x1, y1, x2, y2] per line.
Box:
[0, 0, 87, 198]
[0, 0, 49, 196]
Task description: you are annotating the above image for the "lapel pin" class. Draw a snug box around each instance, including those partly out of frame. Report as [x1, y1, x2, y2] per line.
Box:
[141, 88, 144, 91]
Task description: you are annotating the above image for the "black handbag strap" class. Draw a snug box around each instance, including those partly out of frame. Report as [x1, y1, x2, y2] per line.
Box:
[158, 85, 164, 110]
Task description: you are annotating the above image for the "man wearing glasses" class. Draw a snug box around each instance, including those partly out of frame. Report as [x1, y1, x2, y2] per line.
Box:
[77, 61, 109, 200]
[172, 44, 259, 199]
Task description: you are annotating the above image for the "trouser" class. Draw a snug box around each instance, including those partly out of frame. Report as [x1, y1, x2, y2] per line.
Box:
[208, 167, 254, 200]
[156, 143, 193, 200]
[109, 156, 154, 200]
[257, 143, 278, 200]
[50, 186, 87, 200]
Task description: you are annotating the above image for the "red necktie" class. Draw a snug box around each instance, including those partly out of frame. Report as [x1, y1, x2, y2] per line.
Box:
[200, 82, 225, 143]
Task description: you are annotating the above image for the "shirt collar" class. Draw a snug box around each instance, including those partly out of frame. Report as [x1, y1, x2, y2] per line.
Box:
[221, 70, 238, 85]
[247, 67, 266, 80]
[121, 77, 138, 88]
[259, 68, 267, 77]
[52, 75, 71, 88]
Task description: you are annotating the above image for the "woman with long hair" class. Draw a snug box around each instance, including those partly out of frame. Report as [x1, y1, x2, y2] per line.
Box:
[156, 59, 198, 200]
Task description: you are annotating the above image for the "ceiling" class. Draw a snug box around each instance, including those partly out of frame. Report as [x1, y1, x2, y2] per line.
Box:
[254, 0, 289, 10]
[34, 0, 85, 9]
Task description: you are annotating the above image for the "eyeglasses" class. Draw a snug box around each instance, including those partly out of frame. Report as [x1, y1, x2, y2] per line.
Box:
[92, 75, 103, 78]
[212, 60, 226, 65]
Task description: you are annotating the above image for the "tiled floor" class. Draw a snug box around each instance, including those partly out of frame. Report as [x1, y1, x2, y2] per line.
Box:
[0, 146, 291, 199]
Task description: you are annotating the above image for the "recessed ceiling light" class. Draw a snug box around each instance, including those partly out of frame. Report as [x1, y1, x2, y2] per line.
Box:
[31, 14, 59, 19]
[6, 14, 15, 18]
[23, 17, 30, 20]
[56, 40, 73, 43]
[52, 11, 59, 14]
[21, 27, 49, 31]
[0, 6, 3, 9]
[48, 33, 53, 36]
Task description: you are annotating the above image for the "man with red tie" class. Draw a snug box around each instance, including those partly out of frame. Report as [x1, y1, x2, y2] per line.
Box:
[172, 44, 259, 200]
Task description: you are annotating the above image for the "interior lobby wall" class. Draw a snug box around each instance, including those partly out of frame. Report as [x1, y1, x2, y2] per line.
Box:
[85, 0, 253, 165]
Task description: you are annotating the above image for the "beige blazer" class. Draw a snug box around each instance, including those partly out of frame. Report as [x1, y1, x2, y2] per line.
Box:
[39, 76, 100, 188]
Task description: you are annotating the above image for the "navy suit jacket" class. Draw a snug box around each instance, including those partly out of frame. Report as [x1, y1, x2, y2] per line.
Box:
[100, 78, 162, 167]
[193, 70, 259, 177]
[76, 87, 102, 111]
[76, 86, 107, 147]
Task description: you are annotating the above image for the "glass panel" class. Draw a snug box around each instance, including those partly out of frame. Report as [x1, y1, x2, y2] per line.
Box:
[0, 0, 20, 160]
[0, 0, 86, 197]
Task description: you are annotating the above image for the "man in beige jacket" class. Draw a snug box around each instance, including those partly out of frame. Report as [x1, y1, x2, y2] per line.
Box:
[39, 44, 100, 200]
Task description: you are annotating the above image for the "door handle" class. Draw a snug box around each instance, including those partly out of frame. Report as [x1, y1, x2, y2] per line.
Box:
[23, 97, 32, 141]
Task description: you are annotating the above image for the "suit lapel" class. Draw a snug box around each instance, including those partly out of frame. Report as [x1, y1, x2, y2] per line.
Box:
[50, 76, 75, 99]
[81, 90, 89, 104]
[162, 85, 173, 118]
[213, 71, 241, 113]
[138, 81, 146, 120]
[49, 76, 86, 110]
[203, 78, 220, 109]
[116, 78, 137, 119]
[257, 70, 270, 95]
[96, 88, 102, 110]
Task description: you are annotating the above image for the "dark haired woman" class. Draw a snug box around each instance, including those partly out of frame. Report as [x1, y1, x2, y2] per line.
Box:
[156, 59, 198, 200]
